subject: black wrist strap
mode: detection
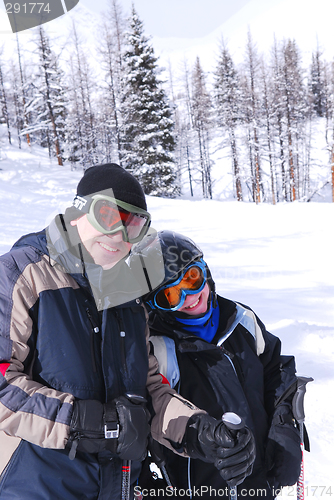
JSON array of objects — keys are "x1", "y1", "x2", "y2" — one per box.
[
  {"x1": 104, "y1": 405, "x2": 119, "y2": 439},
  {"x1": 272, "y1": 412, "x2": 294, "y2": 426}
]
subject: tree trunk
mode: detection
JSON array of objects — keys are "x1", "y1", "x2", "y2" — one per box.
[
  {"x1": 38, "y1": 28, "x2": 63, "y2": 165},
  {"x1": 254, "y1": 126, "x2": 261, "y2": 203},
  {"x1": 16, "y1": 34, "x2": 31, "y2": 147},
  {"x1": 332, "y1": 144, "x2": 334, "y2": 202},
  {"x1": 186, "y1": 144, "x2": 194, "y2": 197},
  {"x1": 229, "y1": 127, "x2": 242, "y2": 201},
  {"x1": 0, "y1": 63, "x2": 11, "y2": 144}
]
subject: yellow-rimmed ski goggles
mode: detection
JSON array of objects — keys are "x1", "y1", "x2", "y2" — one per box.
[{"x1": 72, "y1": 194, "x2": 151, "y2": 243}]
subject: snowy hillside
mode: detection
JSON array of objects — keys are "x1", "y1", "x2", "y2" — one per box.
[{"x1": 0, "y1": 140, "x2": 333, "y2": 496}]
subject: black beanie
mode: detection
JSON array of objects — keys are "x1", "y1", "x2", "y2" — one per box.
[{"x1": 76, "y1": 163, "x2": 147, "y2": 211}]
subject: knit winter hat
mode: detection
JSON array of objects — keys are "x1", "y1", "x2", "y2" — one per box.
[{"x1": 76, "y1": 163, "x2": 147, "y2": 211}]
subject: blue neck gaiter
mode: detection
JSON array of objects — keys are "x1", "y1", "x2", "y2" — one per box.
[{"x1": 174, "y1": 298, "x2": 220, "y2": 343}]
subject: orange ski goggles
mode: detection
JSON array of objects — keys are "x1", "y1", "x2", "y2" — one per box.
[{"x1": 150, "y1": 259, "x2": 207, "y2": 311}]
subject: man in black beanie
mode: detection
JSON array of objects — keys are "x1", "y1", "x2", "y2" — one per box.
[
  {"x1": 0, "y1": 163, "x2": 209, "y2": 500},
  {"x1": 70, "y1": 163, "x2": 150, "y2": 271},
  {"x1": 76, "y1": 163, "x2": 148, "y2": 210}
]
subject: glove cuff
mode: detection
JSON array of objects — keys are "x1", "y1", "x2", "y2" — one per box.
[{"x1": 184, "y1": 414, "x2": 221, "y2": 462}]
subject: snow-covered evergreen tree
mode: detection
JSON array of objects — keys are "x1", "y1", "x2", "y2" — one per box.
[
  {"x1": 0, "y1": 51, "x2": 11, "y2": 145},
  {"x1": 214, "y1": 42, "x2": 242, "y2": 201},
  {"x1": 242, "y1": 31, "x2": 263, "y2": 203},
  {"x1": 260, "y1": 59, "x2": 277, "y2": 204},
  {"x1": 120, "y1": 7, "x2": 178, "y2": 197},
  {"x1": 65, "y1": 22, "x2": 98, "y2": 168},
  {"x1": 15, "y1": 34, "x2": 32, "y2": 147},
  {"x1": 270, "y1": 37, "x2": 288, "y2": 201},
  {"x1": 8, "y1": 60, "x2": 25, "y2": 149},
  {"x1": 281, "y1": 39, "x2": 306, "y2": 201},
  {"x1": 27, "y1": 27, "x2": 66, "y2": 165},
  {"x1": 309, "y1": 47, "x2": 326, "y2": 118},
  {"x1": 97, "y1": 0, "x2": 127, "y2": 164},
  {"x1": 191, "y1": 56, "x2": 213, "y2": 199}
]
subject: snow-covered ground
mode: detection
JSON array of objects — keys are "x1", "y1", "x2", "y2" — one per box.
[{"x1": 0, "y1": 139, "x2": 333, "y2": 497}]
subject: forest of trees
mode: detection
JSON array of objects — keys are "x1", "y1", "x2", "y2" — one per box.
[{"x1": 0, "y1": 0, "x2": 333, "y2": 202}]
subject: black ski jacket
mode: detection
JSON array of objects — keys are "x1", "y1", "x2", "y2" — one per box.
[{"x1": 145, "y1": 295, "x2": 297, "y2": 499}]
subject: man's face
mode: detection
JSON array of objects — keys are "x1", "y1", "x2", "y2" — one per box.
[{"x1": 71, "y1": 215, "x2": 132, "y2": 269}]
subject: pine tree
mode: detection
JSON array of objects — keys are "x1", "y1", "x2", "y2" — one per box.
[
  {"x1": 97, "y1": 0, "x2": 126, "y2": 164},
  {"x1": 327, "y1": 60, "x2": 334, "y2": 202},
  {"x1": 309, "y1": 47, "x2": 326, "y2": 118},
  {"x1": 0, "y1": 50, "x2": 11, "y2": 144},
  {"x1": 28, "y1": 27, "x2": 66, "y2": 165},
  {"x1": 121, "y1": 6, "x2": 178, "y2": 197},
  {"x1": 243, "y1": 31, "x2": 262, "y2": 203},
  {"x1": 271, "y1": 37, "x2": 288, "y2": 201},
  {"x1": 15, "y1": 33, "x2": 31, "y2": 147},
  {"x1": 282, "y1": 39, "x2": 306, "y2": 201},
  {"x1": 9, "y1": 61, "x2": 24, "y2": 149},
  {"x1": 191, "y1": 57, "x2": 213, "y2": 199},
  {"x1": 261, "y1": 59, "x2": 276, "y2": 204},
  {"x1": 214, "y1": 41, "x2": 242, "y2": 201},
  {"x1": 65, "y1": 56, "x2": 83, "y2": 168},
  {"x1": 176, "y1": 58, "x2": 196, "y2": 196},
  {"x1": 65, "y1": 22, "x2": 97, "y2": 168}
]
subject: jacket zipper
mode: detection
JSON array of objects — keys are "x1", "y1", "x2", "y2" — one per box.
[
  {"x1": 85, "y1": 307, "x2": 100, "y2": 373},
  {"x1": 115, "y1": 310, "x2": 127, "y2": 374}
]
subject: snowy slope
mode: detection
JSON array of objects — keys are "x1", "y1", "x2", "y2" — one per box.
[{"x1": 0, "y1": 140, "x2": 333, "y2": 496}]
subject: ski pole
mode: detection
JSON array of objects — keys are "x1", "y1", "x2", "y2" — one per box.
[
  {"x1": 292, "y1": 377, "x2": 313, "y2": 500},
  {"x1": 148, "y1": 436, "x2": 174, "y2": 488},
  {"x1": 222, "y1": 412, "x2": 245, "y2": 500},
  {"x1": 121, "y1": 459, "x2": 131, "y2": 500},
  {"x1": 120, "y1": 393, "x2": 148, "y2": 500}
]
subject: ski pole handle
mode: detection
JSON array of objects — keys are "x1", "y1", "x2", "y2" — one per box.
[
  {"x1": 222, "y1": 413, "x2": 245, "y2": 500},
  {"x1": 222, "y1": 412, "x2": 244, "y2": 432},
  {"x1": 121, "y1": 393, "x2": 147, "y2": 500},
  {"x1": 292, "y1": 377, "x2": 313, "y2": 425},
  {"x1": 292, "y1": 377, "x2": 313, "y2": 500}
]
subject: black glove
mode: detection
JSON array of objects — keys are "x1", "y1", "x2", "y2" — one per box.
[
  {"x1": 114, "y1": 395, "x2": 150, "y2": 461},
  {"x1": 68, "y1": 399, "x2": 107, "y2": 458},
  {"x1": 68, "y1": 395, "x2": 150, "y2": 461},
  {"x1": 184, "y1": 414, "x2": 256, "y2": 486},
  {"x1": 265, "y1": 403, "x2": 302, "y2": 489}
]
